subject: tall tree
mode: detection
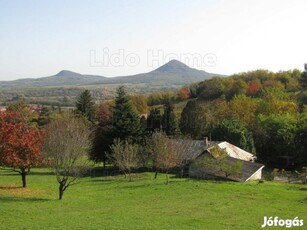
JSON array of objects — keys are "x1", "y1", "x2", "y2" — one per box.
[
  {"x1": 112, "y1": 86, "x2": 142, "y2": 141},
  {"x1": 253, "y1": 114, "x2": 298, "y2": 167},
  {"x1": 43, "y1": 114, "x2": 91, "y2": 200},
  {"x1": 90, "y1": 101, "x2": 113, "y2": 167},
  {"x1": 299, "y1": 66, "x2": 307, "y2": 88},
  {"x1": 0, "y1": 110, "x2": 43, "y2": 187},
  {"x1": 146, "y1": 108, "x2": 162, "y2": 133},
  {"x1": 129, "y1": 95, "x2": 148, "y2": 114},
  {"x1": 162, "y1": 101, "x2": 178, "y2": 136},
  {"x1": 179, "y1": 99, "x2": 207, "y2": 138},
  {"x1": 75, "y1": 89, "x2": 96, "y2": 123}
]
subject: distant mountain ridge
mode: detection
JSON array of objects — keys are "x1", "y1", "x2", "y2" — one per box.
[{"x1": 0, "y1": 60, "x2": 224, "y2": 88}]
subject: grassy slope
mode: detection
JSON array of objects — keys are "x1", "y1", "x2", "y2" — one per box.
[{"x1": 0, "y1": 168, "x2": 306, "y2": 230}]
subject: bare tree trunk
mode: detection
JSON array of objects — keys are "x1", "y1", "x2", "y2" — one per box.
[
  {"x1": 165, "y1": 170, "x2": 169, "y2": 185},
  {"x1": 59, "y1": 184, "x2": 64, "y2": 200},
  {"x1": 154, "y1": 170, "x2": 158, "y2": 179},
  {"x1": 128, "y1": 169, "x2": 132, "y2": 182},
  {"x1": 21, "y1": 168, "x2": 27, "y2": 188}
]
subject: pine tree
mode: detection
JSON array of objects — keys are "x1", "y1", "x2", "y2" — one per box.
[
  {"x1": 162, "y1": 101, "x2": 178, "y2": 136},
  {"x1": 147, "y1": 108, "x2": 163, "y2": 133},
  {"x1": 112, "y1": 86, "x2": 143, "y2": 141},
  {"x1": 75, "y1": 90, "x2": 95, "y2": 123}
]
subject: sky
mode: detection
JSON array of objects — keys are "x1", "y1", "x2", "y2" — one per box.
[{"x1": 0, "y1": 0, "x2": 306, "y2": 80}]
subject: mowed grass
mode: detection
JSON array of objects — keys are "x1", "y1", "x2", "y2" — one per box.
[{"x1": 0, "y1": 168, "x2": 306, "y2": 230}]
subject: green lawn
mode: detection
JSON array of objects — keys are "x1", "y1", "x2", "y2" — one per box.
[{"x1": 0, "y1": 168, "x2": 306, "y2": 230}]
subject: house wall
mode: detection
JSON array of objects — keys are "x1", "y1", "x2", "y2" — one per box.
[
  {"x1": 189, "y1": 155, "x2": 218, "y2": 180},
  {"x1": 247, "y1": 169, "x2": 262, "y2": 181},
  {"x1": 189, "y1": 154, "x2": 264, "y2": 182}
]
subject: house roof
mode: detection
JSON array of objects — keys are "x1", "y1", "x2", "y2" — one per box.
[
  {"x1": 169, "y1": 139, "x2": 220, "y2": 161},
  {"x1": 170, "y1": 139, "x2": 256, "y2": 162},
  {"x1": 209, "y1": 142, "x2": 256, "y2": 162},
  {"x1": 224, "y1": 157, "x2": 264, "y2": 182},
  {"x1": 197, "y1": 153, "x2": 265, "y2": 182}
]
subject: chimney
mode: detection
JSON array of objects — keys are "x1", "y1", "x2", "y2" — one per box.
[{"x1": 204, "y1": 137, "x2": 209, "y2": 146}]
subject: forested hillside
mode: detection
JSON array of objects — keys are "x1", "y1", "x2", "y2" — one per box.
[{"x1": 175, "y1": 69, "x2": 307, "y2": 169}]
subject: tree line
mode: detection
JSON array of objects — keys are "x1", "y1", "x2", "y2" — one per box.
[{"x1": 0, "y1": 68, "x2": 306, "y2": 199}]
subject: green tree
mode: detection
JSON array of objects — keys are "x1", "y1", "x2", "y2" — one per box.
[
  {"x1": 37, "y1": 106, "x2": 52, "y2": 127},
  {"x1": 75, "y1": 89, "x2": 96, "y2": 123},
  {"x1": 179, "y1": 99, "x2": 206, "y2": 138},
  {"x1": 200, "y1": 146, "x2": 242, "y2": 179},
  {"x1": 209, "y1": 119, "x2": 256, "y2": 154},
  {"x1": 147, "y1": 108, "x2": 162, "y2": 133},
  {"x1": 112, "y1": 86, "x2": 143, "y2": 141},
  {"x1": 299, "y1": 70, "x2": 307, "y2": 88},
  {"x1": 197, "y1": 77, "x2": 226, "y2": 100},
  {"x1": 295, "y1": 113, "x2": 307, "y2": 167},
  {"x1": 162, "y1": 101, "x2": 178, "y2": 136},
  {"x1": 253, "y1": 114, "x2": 297, "y2": 167}
]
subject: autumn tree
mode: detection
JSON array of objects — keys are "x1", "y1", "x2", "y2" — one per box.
[
  {"x1": 146, "y1": 131, "x2": 179, "y2": 183},
  {"x1": 147, "y1": 92, "x2": 176, "y2": 106},
  {"x1": 129, "y1": 95, "x2": 148, "y2": 114},
  {"x1": 226, "y1": 94, "x2": 260, "y2": 127},
  {"x1": 109, "y1": 138, "x2": 140, "y2": 181},
  {"x1": 75, "y1": 89, "x2": 96, "y2": 123},
  {"x1": 246, "y1": 81, "x2": 262, "y2": 96},
  {"x1": 90, "y1": 101, "x2": 113, "y2": 167},
  {"x1": 43, "y1": 114, "x2": 91, "y2": 200},
  {"x1": 0, "y1": 110, "x2": 43, "y2": 187},
  {"x1": 177, "y1": 87, "x2": 190, "y2": 100}
]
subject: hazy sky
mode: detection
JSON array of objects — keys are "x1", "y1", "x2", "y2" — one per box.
[{"x1": 0, "y1": 0, "x2": 306, "y2": 80}]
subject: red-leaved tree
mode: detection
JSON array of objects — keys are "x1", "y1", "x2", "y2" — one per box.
[
  {"x1": 246, "y1": 82, "x2": 262, "y2": 96},
  {"x1": 0, "y1": 110, "x2": 43, "y2": 187}
]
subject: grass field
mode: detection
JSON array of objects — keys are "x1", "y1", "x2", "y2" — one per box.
[{"x1": 0, "y1": 168, "x2": 306, "y2": 230}]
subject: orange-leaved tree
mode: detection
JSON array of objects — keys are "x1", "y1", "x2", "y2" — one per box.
[{"x1": 0, "y1": 110, "x2": 43, "y2": 187}]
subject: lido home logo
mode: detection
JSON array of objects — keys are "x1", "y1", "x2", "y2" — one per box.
[{"x1": 262, "y1": 216, "x2": 304, "y2": 228}]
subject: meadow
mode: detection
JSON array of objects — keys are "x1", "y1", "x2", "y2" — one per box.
[{"x1": 0, "y1": 168, "x2": 306, "y2": 230}]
